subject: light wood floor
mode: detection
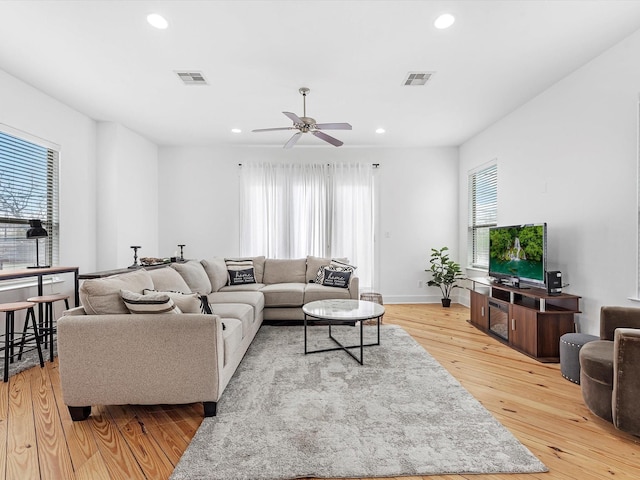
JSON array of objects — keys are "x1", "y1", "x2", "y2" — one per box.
[{"x1": 1, "y1": 303, "x2": 639, "y2": 480}]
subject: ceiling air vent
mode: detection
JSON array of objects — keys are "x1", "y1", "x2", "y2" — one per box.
[
  {"x1": 175, "y1": 71, "x2": 208, "y2": 85},
  {"x1": 403, "y1": 71, "x2": 434, "y2": 86}
]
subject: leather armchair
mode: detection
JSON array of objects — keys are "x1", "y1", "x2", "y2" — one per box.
[{"x1": 579, "y1": 306, "x2": 640, "y2": 436}]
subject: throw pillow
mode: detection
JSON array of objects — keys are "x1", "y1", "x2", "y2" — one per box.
[
  {"x1": 143, "y1": 289, "x2": 201, "y2": 313},
  {"x1": 201, "y1": 257, "x2": 228, "y2": 292},
  {"x1": 121, "y1": 289, "x2": 181, "y2": 314},
  {"x1": 171, "y1": 260, "x2": 212, "y2": 294},
  {"x1": 225, "y1": 259, "x2": 256, "y2": 286},
  {"x1": 321, "y1": 268, "x2": 352, "y2": 288},
  {"x1": 148, "y1": 267, "x2": 191, "y2": 293},
  {"x1": 315, "y1": 259, "x2": 357, "y2": 285}
]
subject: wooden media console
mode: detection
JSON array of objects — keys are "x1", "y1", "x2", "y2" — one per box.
[{"x1": 468, "y1": 279, "x2": 581, "y2": 362}]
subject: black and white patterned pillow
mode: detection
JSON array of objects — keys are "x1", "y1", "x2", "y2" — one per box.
[
  {"x1": 121, "y1": 289, "x2": 181, "y2": 314},
  {"x1": 321, "y1": 268, "x2": 352, "y2": 288},
  {"x1": 225, "y1": 258, "x2": 256, "y2": 285},
  {"x1": 315, "y1": 259, "x2": 356, "y2": 285}
]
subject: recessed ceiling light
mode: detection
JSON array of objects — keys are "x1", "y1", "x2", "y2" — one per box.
[
  {"x1": 231, "y1": 128, "x2": 242, "y2": 134},
  {"x1": 147, "y1": 13, "x2": 168, "y2": 29},
  {"x1": 434, "y1": 13, "x2": 455, "y2": 29},
  {"x1": 375, "y1": 128, "x2": 386, "y2": 134}
]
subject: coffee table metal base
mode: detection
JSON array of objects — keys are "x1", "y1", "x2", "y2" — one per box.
[{"x1": 303, "y1": 316, "x2": 381, "y2": 365}]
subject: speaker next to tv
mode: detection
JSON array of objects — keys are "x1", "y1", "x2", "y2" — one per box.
[{"x1": 547, "y1": 271, "x2": 562, "y2": 295}]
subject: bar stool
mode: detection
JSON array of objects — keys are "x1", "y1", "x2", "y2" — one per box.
[
  {"x1": 25, "y1": 294, "x2": 69, "y2": 362},
  {"x1": 0, "y1": 301, "x2": 44, "y2": 382}
]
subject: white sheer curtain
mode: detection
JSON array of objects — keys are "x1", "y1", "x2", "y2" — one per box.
[{"x1": 239, "y1": 162, "x2": 376, "y2": 289}]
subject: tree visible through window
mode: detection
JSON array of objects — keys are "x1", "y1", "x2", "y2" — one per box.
[
  {"x1": 0, "y1": 128, "x2": 59, "y2": 269},
  {"x1": 468, "y1": 161, "x2": 497, "y2": 269}
]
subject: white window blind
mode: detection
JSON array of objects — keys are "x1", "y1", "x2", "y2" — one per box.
[
  {"x1": 0, "y1": 129, "x2": 59, "y2": 270},
  {"x1": 468, "y1": 161, "x2": 497, "y2": 269}
]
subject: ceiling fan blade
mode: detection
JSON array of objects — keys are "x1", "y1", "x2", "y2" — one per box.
[
  {"x1": 283, "y1": 132, "x2": 303, "y2": 149},
  {"x1": 283, "y1": 111, "x2": 303, "y2": 124},
  {"x1": 314, "y1": 122, "x2": 352, "y2": 130},
  {"x1": 312, "y1": 130, "x2": 343, "y2": 147},
  {"x1": 252, "y1": 127, "x2": 296, "y2": 132}
]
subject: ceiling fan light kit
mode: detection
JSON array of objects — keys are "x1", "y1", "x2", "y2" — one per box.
[{"x1": 252, "y1": 87, "x2": 352, "y2": 149}]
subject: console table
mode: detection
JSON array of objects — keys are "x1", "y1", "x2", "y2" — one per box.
[
  {"x1": 78, "y1": 261, "x2": 186, "y2": 280},
  {"x1": 0, "y1": 266, "x2": 79, "y2": 307},
  {"x1": 468, "y1": 278, "x2": 581, "y2": 362}
]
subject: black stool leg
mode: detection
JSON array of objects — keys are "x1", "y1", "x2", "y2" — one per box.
[
  {"x1": 47, "y1": 302, "x2": 54, "y2": 362},
  {"x1": 4, "y1": 312, "x2": 10, "y2": 382},
  {"x1": 28, "y1": 307, "x2": 45, "y2": 368}
]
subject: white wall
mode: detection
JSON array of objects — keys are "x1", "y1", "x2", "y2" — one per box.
[
  {"x1": 0, "y1": 68, "x2": 97, "y2": 273},
  {"x1": 158, "y1": 146, "x2": 459, "y2": 303},
  {"x1": 459, "y1": 29, "x2": 640, "y2": 335},
  {"x1": 96, "y1": 122, "x2": 159, "y2": 269},
  {"x1": 0, "y1": 68, "x2": 98, "y2": 329}
]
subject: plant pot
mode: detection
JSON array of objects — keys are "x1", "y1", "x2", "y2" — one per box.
[{"x1": 441, "y1": 298, "x2": 451, "y2": 308}]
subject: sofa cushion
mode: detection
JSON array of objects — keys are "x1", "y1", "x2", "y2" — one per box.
[
  {"x1": 263, "y1": 258, "x2": 306, "y2": 284},
  {"x1": 304, "y1": 283, "x2": 353, "y2": 303},
  {"x1": 147, "y1": 267, "x2": 191, "y2": 293},
  {"x1": 209, "y1": 303, "x2": 254, "y2": 338},
  {"x1": 171, "y1": 260, "x2": 212, "y2": 294},
  {"x1": 208, "y1": 291, "x2": 265, "y2": 322},
  {"x1": 580, "y1": 340, "x2": 615, "y2": 387},
  {"x1": 221, "y1": 318, "x2": 243, "y2": 366},
  {"x1": 219, "y1": 283, "x2": 266, "y2": 292},
  {"x1": 121, "y1": 290, "x2": 181, "y2": 314},
  {"x1": 80, "y1": 269, "x2": 154, "y2": 315},
  {"x1": 201, "y1": 258, "x2": 228, "y2": 293},
  {"x1": 260, "y1": 283, "x2": 305, "y2": 307},
  {"x1": 143, "y1": 289, "x2": 202, "y2": 314},
  {"x1": 250, "y1": 256, "x2": 266, "y2": 283},
  {"x1": 225, "y1": 259, "x2": 257, "y2": 286}
]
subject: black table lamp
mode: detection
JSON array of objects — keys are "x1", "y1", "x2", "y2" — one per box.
[{"x1": 26, "y1": 219, "x2": 49, "y2": 268}]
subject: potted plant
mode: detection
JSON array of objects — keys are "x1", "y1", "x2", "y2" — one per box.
[{"x1": 426, "y1": 246, "x2": 465, "y2": 307}]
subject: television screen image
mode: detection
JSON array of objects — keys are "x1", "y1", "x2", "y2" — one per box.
[{"x1": 489, "y1": 223, "x2": 546, "y2": 286}]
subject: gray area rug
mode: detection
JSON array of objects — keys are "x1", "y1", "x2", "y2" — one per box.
[
  {"x1": 3, "y1": 343, "x2": 54, "y2": 379},
  {"x1": 171, "y1": 324, "x2": 547, "y2": 480}
]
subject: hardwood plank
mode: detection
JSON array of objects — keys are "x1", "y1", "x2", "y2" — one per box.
[
  {"x1": 47, "y1": 358, "x2": 103, "y2": 475},
  {"x1": 104, "y1": 406, "x2": 175, "y2": 479},
  {"x1": 88, "y1": 405, "x2": 146, "y2": 480},
  {"x1": 5, "y1": 370, "x2": 39, "y2": 480},
  {"x1": 0, "y1": 370, "x2": 8, "y2": 479},
  {"x1": 31, "y1": 363, "x2": 76, "y2": 480}
]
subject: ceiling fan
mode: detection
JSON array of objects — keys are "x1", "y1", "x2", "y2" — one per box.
[{"x1": 252, "y1": 87, "x2": 352, "y2": 149}]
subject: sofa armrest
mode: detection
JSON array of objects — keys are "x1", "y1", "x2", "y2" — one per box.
[
  {"x1": 349, "y1": 275, "x2": 359, "y2": 300},
  {"x1": 600, "y1": 306, "x2": 640, "y2": 340},
  {"x1": 612, "y1": 328, "x2": 640, "y2": 435},
  {"x1": 58, "y1": 313, "x2": 224, "y2": 407}
]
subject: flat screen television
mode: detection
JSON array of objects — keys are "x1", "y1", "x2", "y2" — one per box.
[{"x1": 488, "y1": 223, "x2": 547, "y2": 287}]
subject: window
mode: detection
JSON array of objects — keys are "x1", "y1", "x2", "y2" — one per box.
[
  {"x1": 239, "y1": 163, "x2": 377, "y2": 289},
  {"x1": 0, "y1": 127, "x2": 59, "y2": 270},
  {"x1": 468, "y1": 161, "x2": 497, "y2": 269}
]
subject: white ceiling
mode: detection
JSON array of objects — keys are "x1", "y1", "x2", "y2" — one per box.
[{"x1": 1, "y1": 0, "x2": 640, "y2": 148}]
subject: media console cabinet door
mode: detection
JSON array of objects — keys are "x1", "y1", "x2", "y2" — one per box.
[
  {"x1": 509, "y1": 304, "x2": 538, "y2": 356},
  {"x1": 470, "y1": 290, "x2": 489, "y2": 330}
]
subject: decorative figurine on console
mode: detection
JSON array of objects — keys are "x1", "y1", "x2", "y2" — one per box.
[
  {"x1": 178, "y1": 244, "x2": 186, "y2": 262},
  {"x1": 129, "y1": 246, "x2": 141, "y2": 268}
]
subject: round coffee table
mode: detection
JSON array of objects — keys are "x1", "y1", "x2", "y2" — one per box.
[{"x1": 302, "y1": 299, "x2": 385, "y2": 365}]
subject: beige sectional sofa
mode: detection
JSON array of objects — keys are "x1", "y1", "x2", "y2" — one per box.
[{"x1": 58, "y1": 256, "x2": 358, "y2": 421}]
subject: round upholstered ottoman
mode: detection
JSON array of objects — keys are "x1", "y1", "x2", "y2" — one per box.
[{"x1": 560, "y1": 333, "x2": 599, "y2": 384}]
